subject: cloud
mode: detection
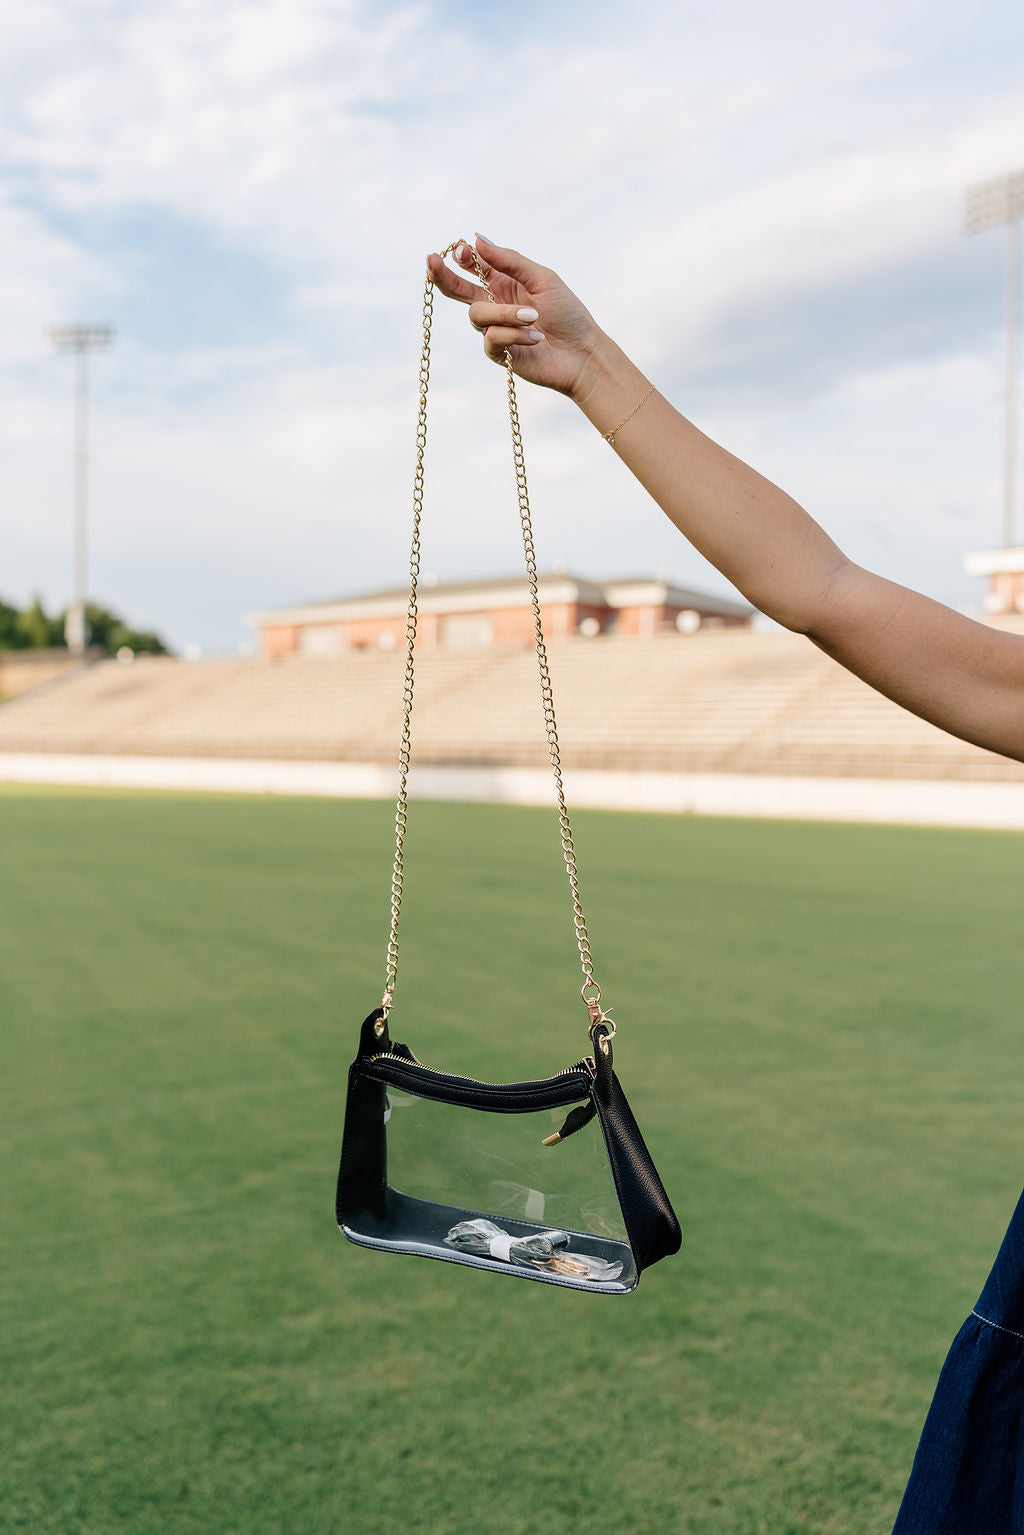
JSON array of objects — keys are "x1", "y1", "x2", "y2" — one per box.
[{"x1": 0, "y1": 0, "x2": 1021, "y2": 649}]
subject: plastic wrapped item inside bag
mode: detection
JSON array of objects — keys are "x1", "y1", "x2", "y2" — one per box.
[{"x1": 446, "y1": 1217, "x2": 624, "y2": 1282}]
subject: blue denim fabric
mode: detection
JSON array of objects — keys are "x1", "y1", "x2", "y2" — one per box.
[{"x1": 893, "y1": 1187, "x2": 1024, "y2": 1533}]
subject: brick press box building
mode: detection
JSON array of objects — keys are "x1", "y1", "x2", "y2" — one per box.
[{"x1": 247, "y1": 572, "x2": 754, "y2": 658}]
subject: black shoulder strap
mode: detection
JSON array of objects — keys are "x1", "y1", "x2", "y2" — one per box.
[{"x1": 591, "y1": 1027, "x2": 681, "y2": 1271}]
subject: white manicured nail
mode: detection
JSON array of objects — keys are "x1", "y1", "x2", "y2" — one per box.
[
  {"x1": 475, "y1": 232, "x2": 496, "y2": 244},
  {"x1": 526, "y1": 330, "x2": 545, "y2": 341},
  {"x1": 455, "y1": 243, "x2": 468, "y2": 261},
  {"x1": 516, "y1": 308, "x2": 539, "y2": 321}
]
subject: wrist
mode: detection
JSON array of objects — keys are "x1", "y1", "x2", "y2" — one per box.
[
  {"x1": 568, "y1": 328, "x2": 617, "y2": 407},
  {"x1": 569, "y1": 330, "x2": 652, "y2": 437}
]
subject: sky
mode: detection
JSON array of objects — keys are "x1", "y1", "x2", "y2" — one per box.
[{"x1": 1, "y1": 0, "x2": 1022, "y2": 655}]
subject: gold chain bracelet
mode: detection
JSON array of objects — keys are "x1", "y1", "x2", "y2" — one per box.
[{"x1": 603, "y1": 384, "x2": 656, "y2": 446}]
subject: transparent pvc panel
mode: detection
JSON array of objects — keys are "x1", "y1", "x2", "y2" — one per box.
[{"x1": 348, "y1": 1087, "x2": 636, "y2": 1293}]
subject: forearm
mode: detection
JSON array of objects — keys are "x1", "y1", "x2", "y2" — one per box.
[
  {"x1": 571, "y1": 331, "x2": 1024, "y2": 762},
  {"x1": 573, "y1": 332, "x2": 849, "y2": 635}
]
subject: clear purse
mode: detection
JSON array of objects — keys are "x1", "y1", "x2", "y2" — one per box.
[{"x1": 335, "y1": 241, "x2": 681, "y2": 1293}]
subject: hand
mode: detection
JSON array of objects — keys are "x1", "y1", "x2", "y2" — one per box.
[{"x1": 426, "y1": 236, "x2": 603, "y2": 399}]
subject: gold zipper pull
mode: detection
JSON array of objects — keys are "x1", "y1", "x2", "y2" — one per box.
[{"x1": 542, "y1": 1099, "x2": 598, "y2": 1146}]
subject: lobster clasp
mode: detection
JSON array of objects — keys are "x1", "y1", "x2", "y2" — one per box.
[{"x1": 585, "y1": 989, "x2": 616, "y2": 1055}]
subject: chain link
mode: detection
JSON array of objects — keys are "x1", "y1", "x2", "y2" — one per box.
[
  {"x1": 379, "y1": 266, "x2": 431, "y2": 1028},
  {"x1": 380, "y1": 240, "x2": 604, "y2": 1035}
]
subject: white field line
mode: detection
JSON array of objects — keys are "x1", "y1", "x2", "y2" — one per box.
[{"x1": 1, "y1": 752, "x2": 1024, "y2": 829}]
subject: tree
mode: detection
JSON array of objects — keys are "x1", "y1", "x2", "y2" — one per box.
[
  {"x1": 0, "y1": 595, "x2": 169, "y2": 656},
  {"x1": 83, "y1": 603, "x2": 166, "y2": 656},
  {"x1": 0, "y1": 599, "x2": 27, "y2": 649},
  {"x1": 17, "y1": 596, "x2": 64, "y2": 649}
]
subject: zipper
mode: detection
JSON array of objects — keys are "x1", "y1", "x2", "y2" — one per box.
[
  {"x1": 367, "y1": 1047, "x2": 594, "y2": 1084},
  {"x1": 361, "y1": 1050, "x2": 595, "y2": 1108}
]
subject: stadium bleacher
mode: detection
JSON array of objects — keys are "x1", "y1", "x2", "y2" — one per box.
[{"x1": 0, "y1": 627, "x2": 1021, "y2": 782}]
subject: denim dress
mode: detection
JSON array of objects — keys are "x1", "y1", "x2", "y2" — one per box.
[{"x1": 893, "y1": 1186, "x2": 1024, "y2": 1532}]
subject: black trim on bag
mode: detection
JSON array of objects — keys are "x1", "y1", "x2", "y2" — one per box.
[{"x1": 358, "y1": 1053, "x2": 594, "y2": 1113}]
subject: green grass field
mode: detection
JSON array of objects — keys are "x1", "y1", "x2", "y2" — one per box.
[{"x1": 3, "y1": 786, "x2": 1023, "y2": 1534}]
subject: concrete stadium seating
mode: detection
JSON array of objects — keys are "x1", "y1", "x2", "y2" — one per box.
[{"x1": 0, "y1": 629, "x2": 1021, "y2": 781}]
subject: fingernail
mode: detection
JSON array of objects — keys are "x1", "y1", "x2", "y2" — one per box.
[
  {"x1": 456, "y1": 243, "x2": 468, "y2": 261},
  {"x1": 526, "y1": 330, "x2": 545, "y2": 341},
  {"x1": 475, "y1": 232, "x2": 496, "y2": 244},
  {"x1": 516, "y1": 308, "x2": 539, "y2": 321}
]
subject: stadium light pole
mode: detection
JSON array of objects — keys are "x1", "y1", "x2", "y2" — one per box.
[
  {"x1": 48, "y1": 324, "x2": 114, "y2": 656},
  {"x1": 966, "y1": 168, "x2": 1024, "y2": 549}
]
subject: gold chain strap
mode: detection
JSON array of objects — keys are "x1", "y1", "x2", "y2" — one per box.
[{"x1": 379, "y1": 240, "x2": 610, "y2": 1044}]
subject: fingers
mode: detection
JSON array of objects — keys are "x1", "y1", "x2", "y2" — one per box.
[
  {"x1": 450, "y1": 239, "x2": 501, "y2": 292},
  {"x1": 480, "y1": 326, "x2": 545, "y2": 363},
  {"x1": 428, "y1": 236, "x2": 550, "y2": 299},
  {"x1": 466, "y1": 301, "x2": 545, "y2": 361},
  {"x1": 427, "y1": 238, "x2": 548, "y2": 365},
  {"x1": 467, "y1": 301, "x2": 541, "y2": 332},
  {"x1": 426, "y1": 250, "x2": 485, "y2": 307},
  {"x1": 472, "y1": 234, "x2": 550, "y2": 290}
]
